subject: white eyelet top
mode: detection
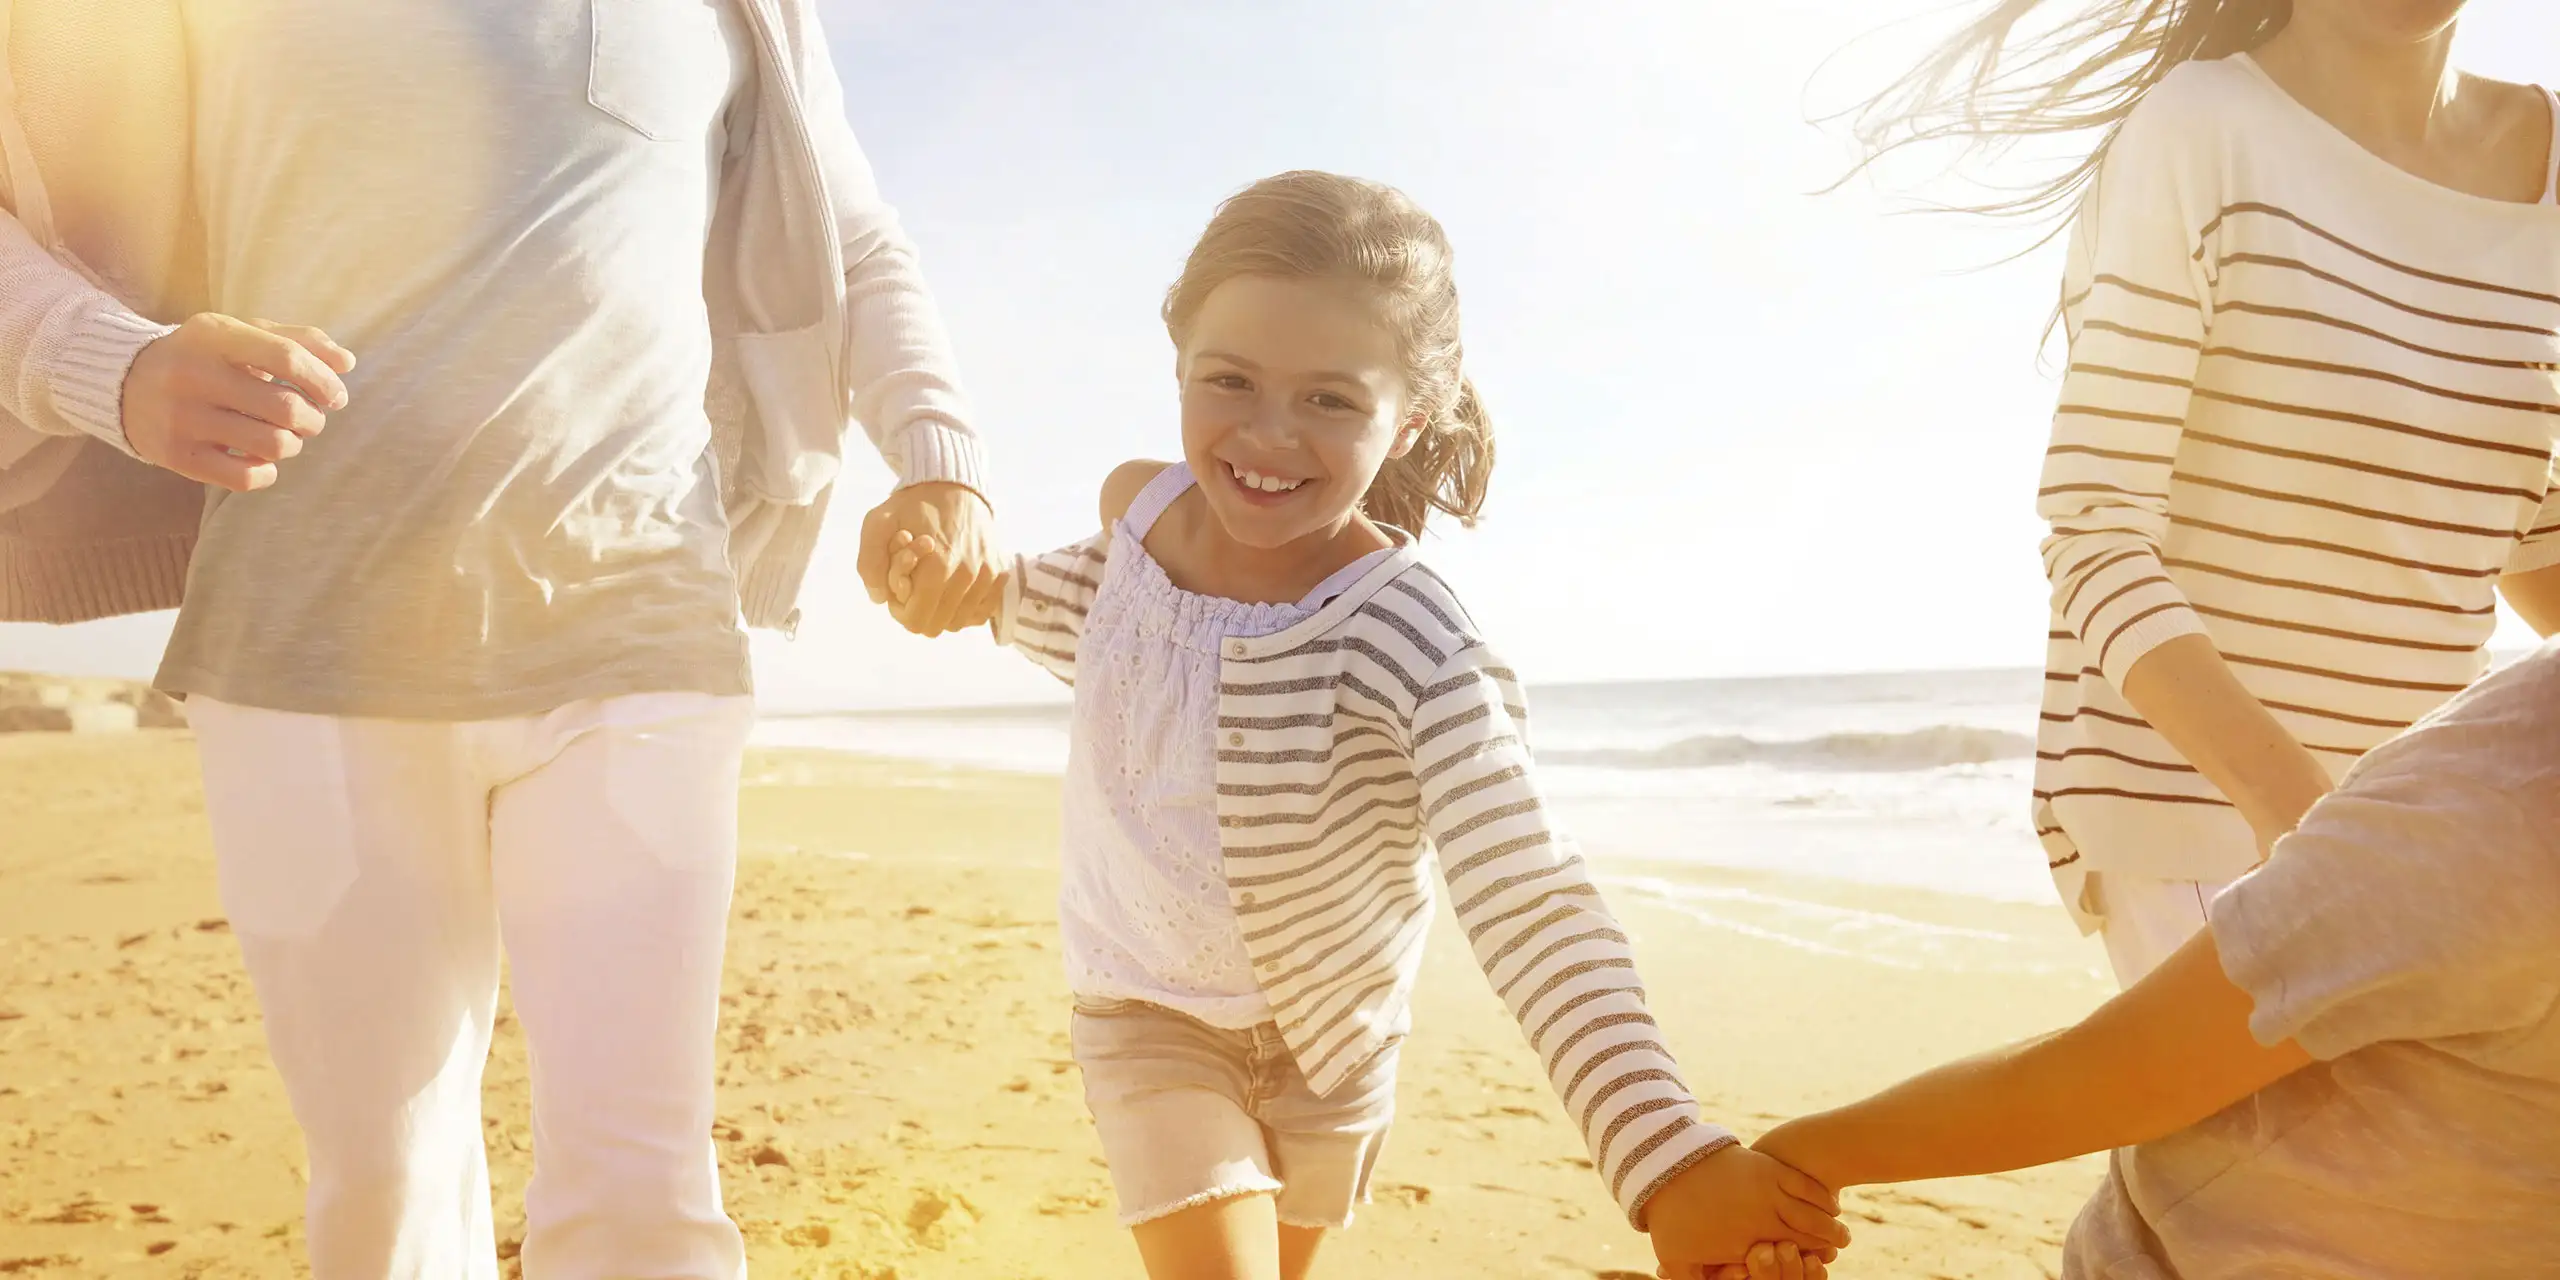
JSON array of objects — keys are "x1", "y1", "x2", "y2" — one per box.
[{"x1": 1058, "y1": 463, "x2": 1394, "y2": 1028}]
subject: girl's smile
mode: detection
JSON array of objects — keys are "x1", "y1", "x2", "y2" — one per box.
[{"x1": 1177, "y1": 274, "x2": 1419, "y2": 557}]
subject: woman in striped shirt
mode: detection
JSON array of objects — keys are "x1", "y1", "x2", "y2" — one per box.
[
  {"x1": 889, "y1": 172, "x2": 1848, "y2": 1280},
  {"x1": 1861, "y1": 0, "x2": 2560, "y2": 985}
]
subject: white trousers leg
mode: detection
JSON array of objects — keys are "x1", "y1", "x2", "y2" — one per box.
[
  {"x1": 190, "y1": 692, "x2": 754, "y2": 1280},
  {"x1": 2091, "y1": 873, "x2": 2234, "y2": 988}
]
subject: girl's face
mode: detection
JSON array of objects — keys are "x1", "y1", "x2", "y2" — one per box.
[
  {"x1": 1178, "y1": 274, "x2": 1422, "y2": 552},
  {"x1": 2290, "y1": 0, "x2": 2466, "y2": 45}
]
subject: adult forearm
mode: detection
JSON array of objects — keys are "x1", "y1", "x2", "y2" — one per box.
[
  {"x1": 0, "y1": 213, "x2": 169, "y2": 451},
  {"x1": 2117, "y1": 633, "x2": 2332, "y2": 847}
]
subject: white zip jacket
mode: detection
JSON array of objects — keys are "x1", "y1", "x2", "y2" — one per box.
[{"x1": 995, "y1": 531, "x2": 1734, "y2": 1226}]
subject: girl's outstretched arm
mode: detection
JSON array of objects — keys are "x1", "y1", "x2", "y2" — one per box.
[
  {"x1": 1404, "y1": 635, "x2": 1846, "y2": 1263},
  {"x1": 1753, "y1": 929, "x2": 2311, "y2": 1189}
]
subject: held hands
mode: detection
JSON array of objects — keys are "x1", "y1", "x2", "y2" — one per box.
[
  {"x1": 882, "y1": 529, "x2": 1002, "y2": 632},
  {"x1": 121, "y1": 313, "x2": 359, "y2": 492},
  {"x1": 856, "y1": 482, "x2": 999, "y2": 636},
  {"x1": 1645, "y1": 1144, "x2": 1848, "y2": 1279}
]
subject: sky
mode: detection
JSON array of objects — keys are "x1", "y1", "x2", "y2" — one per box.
[{"x1": 4, "y1": 0, "x2": 2556, "y2": 709}]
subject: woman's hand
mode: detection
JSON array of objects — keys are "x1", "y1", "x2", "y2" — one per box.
[
  {"x1": 121, "y1": 313, "x2": 356, "y2": 492},
  {"x1": 885, "y1": 530, "x2": 1001, "y2": 631},
  {"x1": 858, "y1": 481, "x2": 998, "y2": 636}
]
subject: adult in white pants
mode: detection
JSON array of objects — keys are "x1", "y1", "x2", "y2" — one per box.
[
  {"x1": 190, "y1": 694, "x2": 756, "y2": 1279},
  {"x1": 0, "y1": 2, "x2": 1004, "y2": 1276}
]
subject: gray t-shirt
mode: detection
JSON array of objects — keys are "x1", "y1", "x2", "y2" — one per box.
[
  {"x1": 156, "y1": 0, "x2": 756, "y2": 717},
  {"x1": 2065, "y1": 644, "x2": 2560, "y2": 1278}
]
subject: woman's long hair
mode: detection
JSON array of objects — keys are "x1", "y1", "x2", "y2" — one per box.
[{"x1": 1847, "y1": 0, "x2": 2291, "y2": 240}]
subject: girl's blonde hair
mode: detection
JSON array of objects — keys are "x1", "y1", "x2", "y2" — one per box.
[{"x1": 1163, "y1": 171, "x2": 1494, "y2": 534}]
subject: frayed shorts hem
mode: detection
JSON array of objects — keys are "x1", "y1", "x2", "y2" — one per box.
[{"x1": 1120, "y1": 1180, "x2": 1283, "y2": 1229}]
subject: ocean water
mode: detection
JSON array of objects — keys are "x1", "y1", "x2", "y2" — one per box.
[{"x1": 752, "y1": 665, "x2": 2058, "y2": 907}]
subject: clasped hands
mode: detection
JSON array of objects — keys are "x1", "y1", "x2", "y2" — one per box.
[
  {"x1": 1642, "y1": 1139, "x2": 1848, "y2": 1280},
  {"x1": 855, "y1": 483, "x2": 1001, "y2": 635}
]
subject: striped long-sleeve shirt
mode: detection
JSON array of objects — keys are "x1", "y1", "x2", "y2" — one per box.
[
  {"x1": 994, "y1": 532, "x2": 1733, "y2": 1226},
  {"x1": 2035, "y1": 54, "x2": 2560, "y2": 916}
]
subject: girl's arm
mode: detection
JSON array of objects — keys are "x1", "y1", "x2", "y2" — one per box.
[
  {"x1": 1407, "y1": 639, "x2": 1844, "y2": 1260},
  {"x1": 2036, "y1": 85, "x2": 2330, "y2": 851},
  {"x1": 1754, "y1": 928, "x2": 2311, "y2": 1189},
  {"x1": 891, "y1": 464, "x2": 1168, "y2": 672}
]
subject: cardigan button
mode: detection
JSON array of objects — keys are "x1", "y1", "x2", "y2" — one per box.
[
  {"x1": 1227, "y1": 731, "x2": 1245, "y2": 747},
  {"x1": 1238, "y1": 891, "x2": 1258, "y2": 907},
  {"x1": 1228, "y1": 640, "x2": 1247, "y2": 658}
]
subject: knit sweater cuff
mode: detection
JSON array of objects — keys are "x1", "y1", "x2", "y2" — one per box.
[
  {"x1": 45, "y1": 301, "x2": 175, "y2": 458},
  {"x1": 885, "y1": 420, "x2": 989, "y2": 502}
]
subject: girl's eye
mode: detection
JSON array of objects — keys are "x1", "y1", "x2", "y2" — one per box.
[
  {"x1": 1310, "y1": 392, "x2": 1361, "y2": 413},
  {"x1": 1206, "y1": 373, "x2": 1252, "y2": 392}
]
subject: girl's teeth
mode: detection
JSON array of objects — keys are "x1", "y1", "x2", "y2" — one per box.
[{"x1": 1233, "y1": 464, "x2": 1300, "y2": 494}]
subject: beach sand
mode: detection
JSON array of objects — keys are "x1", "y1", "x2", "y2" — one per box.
[{"x1": 1, "y1": 731, "x2": 2114, "y2": 1278}]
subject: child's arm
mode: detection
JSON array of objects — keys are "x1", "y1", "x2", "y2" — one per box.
[
  {"x1": 1753, "y1": 928, "x2": 2312, "y2": 1189},
  {"x1": 1406, "y1": 638, "x2": 1846, "y2": 1264},
  {"x1": 884, "y1": 461, "x2": 1168, "y2": 676}
]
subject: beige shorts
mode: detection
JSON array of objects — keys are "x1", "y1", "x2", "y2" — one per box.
[{"x1": 1069, "y1": 996, "x2": 1396, "y2": 1230}]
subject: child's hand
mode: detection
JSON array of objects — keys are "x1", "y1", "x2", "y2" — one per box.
[
  {"x1": 1669, "y1": 1241, "x2": 1827, "y2": 1280},
  {"x1": 1645, "y1": 1144, "x2": 1846, "y2": 1276}
]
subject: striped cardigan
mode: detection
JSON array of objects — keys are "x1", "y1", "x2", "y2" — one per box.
[{"x1": 994, "y1": 532, "x2": 1733, "y2": 1225}]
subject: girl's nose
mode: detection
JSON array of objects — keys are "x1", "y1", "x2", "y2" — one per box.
[{"x1": 1239, "y1": 400, "x2": 1299, "y2": 449}]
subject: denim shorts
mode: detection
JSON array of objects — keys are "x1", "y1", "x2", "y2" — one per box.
[{"x1": 1069, "y1": 996, "x2": 1398, "y2": 1230}]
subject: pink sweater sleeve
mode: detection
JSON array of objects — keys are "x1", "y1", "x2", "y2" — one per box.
[{"x1": 0, "y1": 210, "x2": 173, "y2": 459}]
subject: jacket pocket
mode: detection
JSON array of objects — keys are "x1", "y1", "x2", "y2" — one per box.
[
  {"x1": 732, "y1": 323, "x2": 845, "y2": 505},
  {"x1": 588, "y1": 0, "x2": 734, "y2": 141}
]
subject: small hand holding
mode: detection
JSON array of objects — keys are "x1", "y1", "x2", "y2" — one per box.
[{"x1": 1645, "y1": 1145, "x2": 1847, "y2": 1277}]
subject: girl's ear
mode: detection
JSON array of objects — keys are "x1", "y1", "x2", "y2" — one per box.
[{"x1": 1387, "y1": 410, "x2": 1427, "y2": 460}]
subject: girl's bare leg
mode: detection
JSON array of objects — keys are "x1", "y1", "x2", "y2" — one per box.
[
  {"x1": 1131, "y1": 1193, "x2": 1281, "y2": 1280},
  {"x1": 1278, "y1": 1223, "x2": 1326, "y2": 1280}
]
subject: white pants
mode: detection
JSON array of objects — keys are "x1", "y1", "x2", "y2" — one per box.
[
  {"x1": 188, "y1": 692, "x2": 756, "y2": 1280},
  {"x1": 2092, "y1": 873, "x2": 2235, "y2": 988}
]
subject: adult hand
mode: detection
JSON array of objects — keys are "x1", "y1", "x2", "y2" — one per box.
[
  {"x1": 855, "y1": 480, "x2": 996, "y2": 637},
  {"x1": 122, "y1": 313, "x2": 357, "y2": 492},
  {"x1": 1646, "y1": 1145, "x2": 1847, "y2": 1276}
]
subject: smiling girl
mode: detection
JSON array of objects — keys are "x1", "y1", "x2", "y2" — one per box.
[{"x1": 891, "y1": 171, "x2": 1848, "y2": 1280}]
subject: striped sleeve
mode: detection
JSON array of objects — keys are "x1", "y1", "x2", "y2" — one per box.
[
  {"x1": 991, "y1": 532, "x2": 1108, "y2": 684},
  {"x1": 2506, "y1": 454, "x2": 2560, "y2": 576},
  {"x1": 1410, "y1": 641, "x2": 1733, "y2": 1227},
  {"x1": 2038, "y1": 100, "x2": 2217, "y2": 690}
]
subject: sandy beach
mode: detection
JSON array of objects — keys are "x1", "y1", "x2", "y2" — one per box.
[{"x1": 1, "y1": 728, "x2": 2114, "y2": 1279}]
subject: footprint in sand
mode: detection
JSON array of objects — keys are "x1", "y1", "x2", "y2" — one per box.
[
  {"x1": 1373, "y1": 1182, "x2": 1432, "y2": 1208},
  {"x1": 902, "y1": 1188, "x2": 979, "y2": 1249}
]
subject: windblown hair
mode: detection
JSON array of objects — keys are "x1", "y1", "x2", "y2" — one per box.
[
  {"x1": 1163, "y1": 171, "x2": 1494, "y2": 534},
  {"x1": 1848, "y1": 0, "x2": 2291, "y2": 238}
]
